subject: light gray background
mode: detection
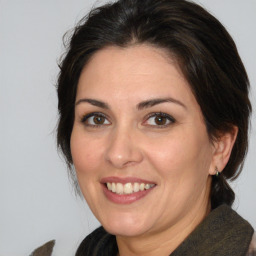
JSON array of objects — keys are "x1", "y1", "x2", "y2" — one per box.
[{"x1": 0, "y1": 0, "x2": 255, "y2": 255}]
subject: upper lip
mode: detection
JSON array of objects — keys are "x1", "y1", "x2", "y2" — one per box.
[{"x1": 100, "y1": 176, "x2": 156, "y2": 185}]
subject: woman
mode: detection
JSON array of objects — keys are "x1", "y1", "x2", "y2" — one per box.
[{"x1": 56, "y1": 0, "x2": 254, "y2": 255}]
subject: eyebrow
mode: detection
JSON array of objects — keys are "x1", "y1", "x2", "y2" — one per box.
[
  {"x1": 75, "y1": 97, "x2": 186, "y2": 110},
  {"x1": 137, "y1": 98, "x2": 186, "y2": 110},
  {"x1": 75, "y1": 98, "x2": 110, "y2": 109}
]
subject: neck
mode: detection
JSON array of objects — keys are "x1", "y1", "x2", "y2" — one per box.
[{"x1": 116, "y1": 178, "x2": 212, "y2": 256}]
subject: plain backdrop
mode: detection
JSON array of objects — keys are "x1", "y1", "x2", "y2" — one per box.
[{"x1": 0, "y1": 0, "x2": 255, "y2": 255}]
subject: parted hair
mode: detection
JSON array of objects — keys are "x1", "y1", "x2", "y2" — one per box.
[{"x1": 57, "y1": 0, "x2": 251, "y2": 211}]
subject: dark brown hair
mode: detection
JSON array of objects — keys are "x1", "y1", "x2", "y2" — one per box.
[{"x1": 57, "y1": 0, "x2": 251, "y2": 210}]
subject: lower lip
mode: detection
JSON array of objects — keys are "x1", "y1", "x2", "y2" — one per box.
[{"x1": 102, "y1": 184, "x2": 155, "y2": 204}]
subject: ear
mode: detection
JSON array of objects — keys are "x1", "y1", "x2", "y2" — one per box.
[{"x1": 209, "y1": 126, "x2": 238, "y2": 175}]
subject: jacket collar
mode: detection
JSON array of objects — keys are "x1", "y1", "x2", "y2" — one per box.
[{"x1": 171, "y1": 204, "x2": 254, "y2": 256}]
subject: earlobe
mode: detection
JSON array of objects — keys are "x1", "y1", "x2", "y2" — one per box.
[{"x1": 209, "y1": 126, "x2": 238, "y2": 175}]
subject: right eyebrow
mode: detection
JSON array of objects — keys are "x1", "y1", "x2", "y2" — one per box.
[{"x1": 75, "y1": 98, "x2": 110, "y2": 109}]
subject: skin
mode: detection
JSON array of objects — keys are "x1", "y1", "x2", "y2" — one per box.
[{"x1": 70, "y1": 44, "x2": 237, "y2": 256}]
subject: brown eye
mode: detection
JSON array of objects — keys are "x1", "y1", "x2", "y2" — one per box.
[
  {"x1": 93, "y1": 115, "x2": 106, "y2": 124},
  {"x1": 81, "y1": 113, "x2": 111, "y2": 126},
  {"x1": 154, "y1": 115, "x2": 167, "y2": 125},
  {"x1": 144, "y1": 112, "x2": 175, "y2": 127}
]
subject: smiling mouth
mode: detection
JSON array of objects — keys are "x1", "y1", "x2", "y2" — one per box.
[{"x1": 105, "y1": 182, "x2": 156, "y2": 195}]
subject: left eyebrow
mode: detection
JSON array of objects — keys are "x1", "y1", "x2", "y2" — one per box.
[{"x1": 137, "y1": 97, "x2": 187, "y2": 110}]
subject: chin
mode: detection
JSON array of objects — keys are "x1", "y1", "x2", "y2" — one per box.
[
  {"x1": 104, "y1": 225, "x2": 147, "y2": 237},
  {"x1": 101, "y1": 215, "x2": 152, "y2": 237}
]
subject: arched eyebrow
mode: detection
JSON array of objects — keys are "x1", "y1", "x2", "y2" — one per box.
[
  {"x1": 75, "y1": 98, "x2": 110, "y2": 109},
  {"x1": 137, "y1": 98, "x2": 187, "y2": 110}
]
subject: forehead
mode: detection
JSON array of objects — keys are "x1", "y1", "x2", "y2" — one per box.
[{"x1": 76, "y1": 44, "x2": 196, "y2": 106}]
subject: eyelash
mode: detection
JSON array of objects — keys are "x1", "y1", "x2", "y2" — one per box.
[
  {"x1": 81, "y1": 112, "x2": 110, "y2": 128},
  {"x1": 80, "y1": 112, "x2": 176, "y2": 128},
  {"x1": 143, "y1": 112, "x2": 176, "y2": 128}
]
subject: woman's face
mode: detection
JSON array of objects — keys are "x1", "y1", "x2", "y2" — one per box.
[{"x1": 71, "y1": 44, "x2": 215, "y2": 237}]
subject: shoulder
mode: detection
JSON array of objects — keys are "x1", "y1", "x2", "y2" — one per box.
[
  {"x1": 75, "y1": 226, "x2": 118, "y2": 256},
  {"x1": 247, "y1": 233, "x2": 256, "y2": 256}
]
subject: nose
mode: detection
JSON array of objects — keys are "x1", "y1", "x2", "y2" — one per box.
[{"x1": 104, "y1": 126, "x2": 143, "y2": 169}]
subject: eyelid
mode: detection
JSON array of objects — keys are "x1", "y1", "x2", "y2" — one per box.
[
  {"x1": 80, "y1": 112, "x2": 111, "y2": 127},
  {"x1": 143, "y1": 112, "x2": 176, "y2": 127}
]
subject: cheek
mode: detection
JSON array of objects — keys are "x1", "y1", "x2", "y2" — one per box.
[
  {"x1": 145, "y1": 127, "x2": 212, "y2": 180},
  {"x1": 70, "y1": 128, "x2": 103, "y2": 176},
  {"x1": 70, "y1": 129, "x2": 104, "y2": 208},
  {"x1": 144, "y1": 130, "x2": 212, "y2": 217}
]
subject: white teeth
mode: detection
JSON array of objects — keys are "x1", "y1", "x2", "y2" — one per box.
[
  {"x1": 124, "y1": 183, "x2": 133, "y2": 194},
  {"x1": 107, "y1": 183, "x2": 112, "y2": 190},
  {"x1": 106, "y1": 182, "x2": 155, "y2": 194},
  {"x1": 112, "y1": 182, "x2": 116, "y2": 193},
  {"x1": 116, "y1": 183, "x2": 123, "y2": 194},
  {"x1": 145, "y1": 184, "x2": 150, "y2": 189},
  {"x1": 134, "y1": 182, "x2": 140, "y2": 192}
]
